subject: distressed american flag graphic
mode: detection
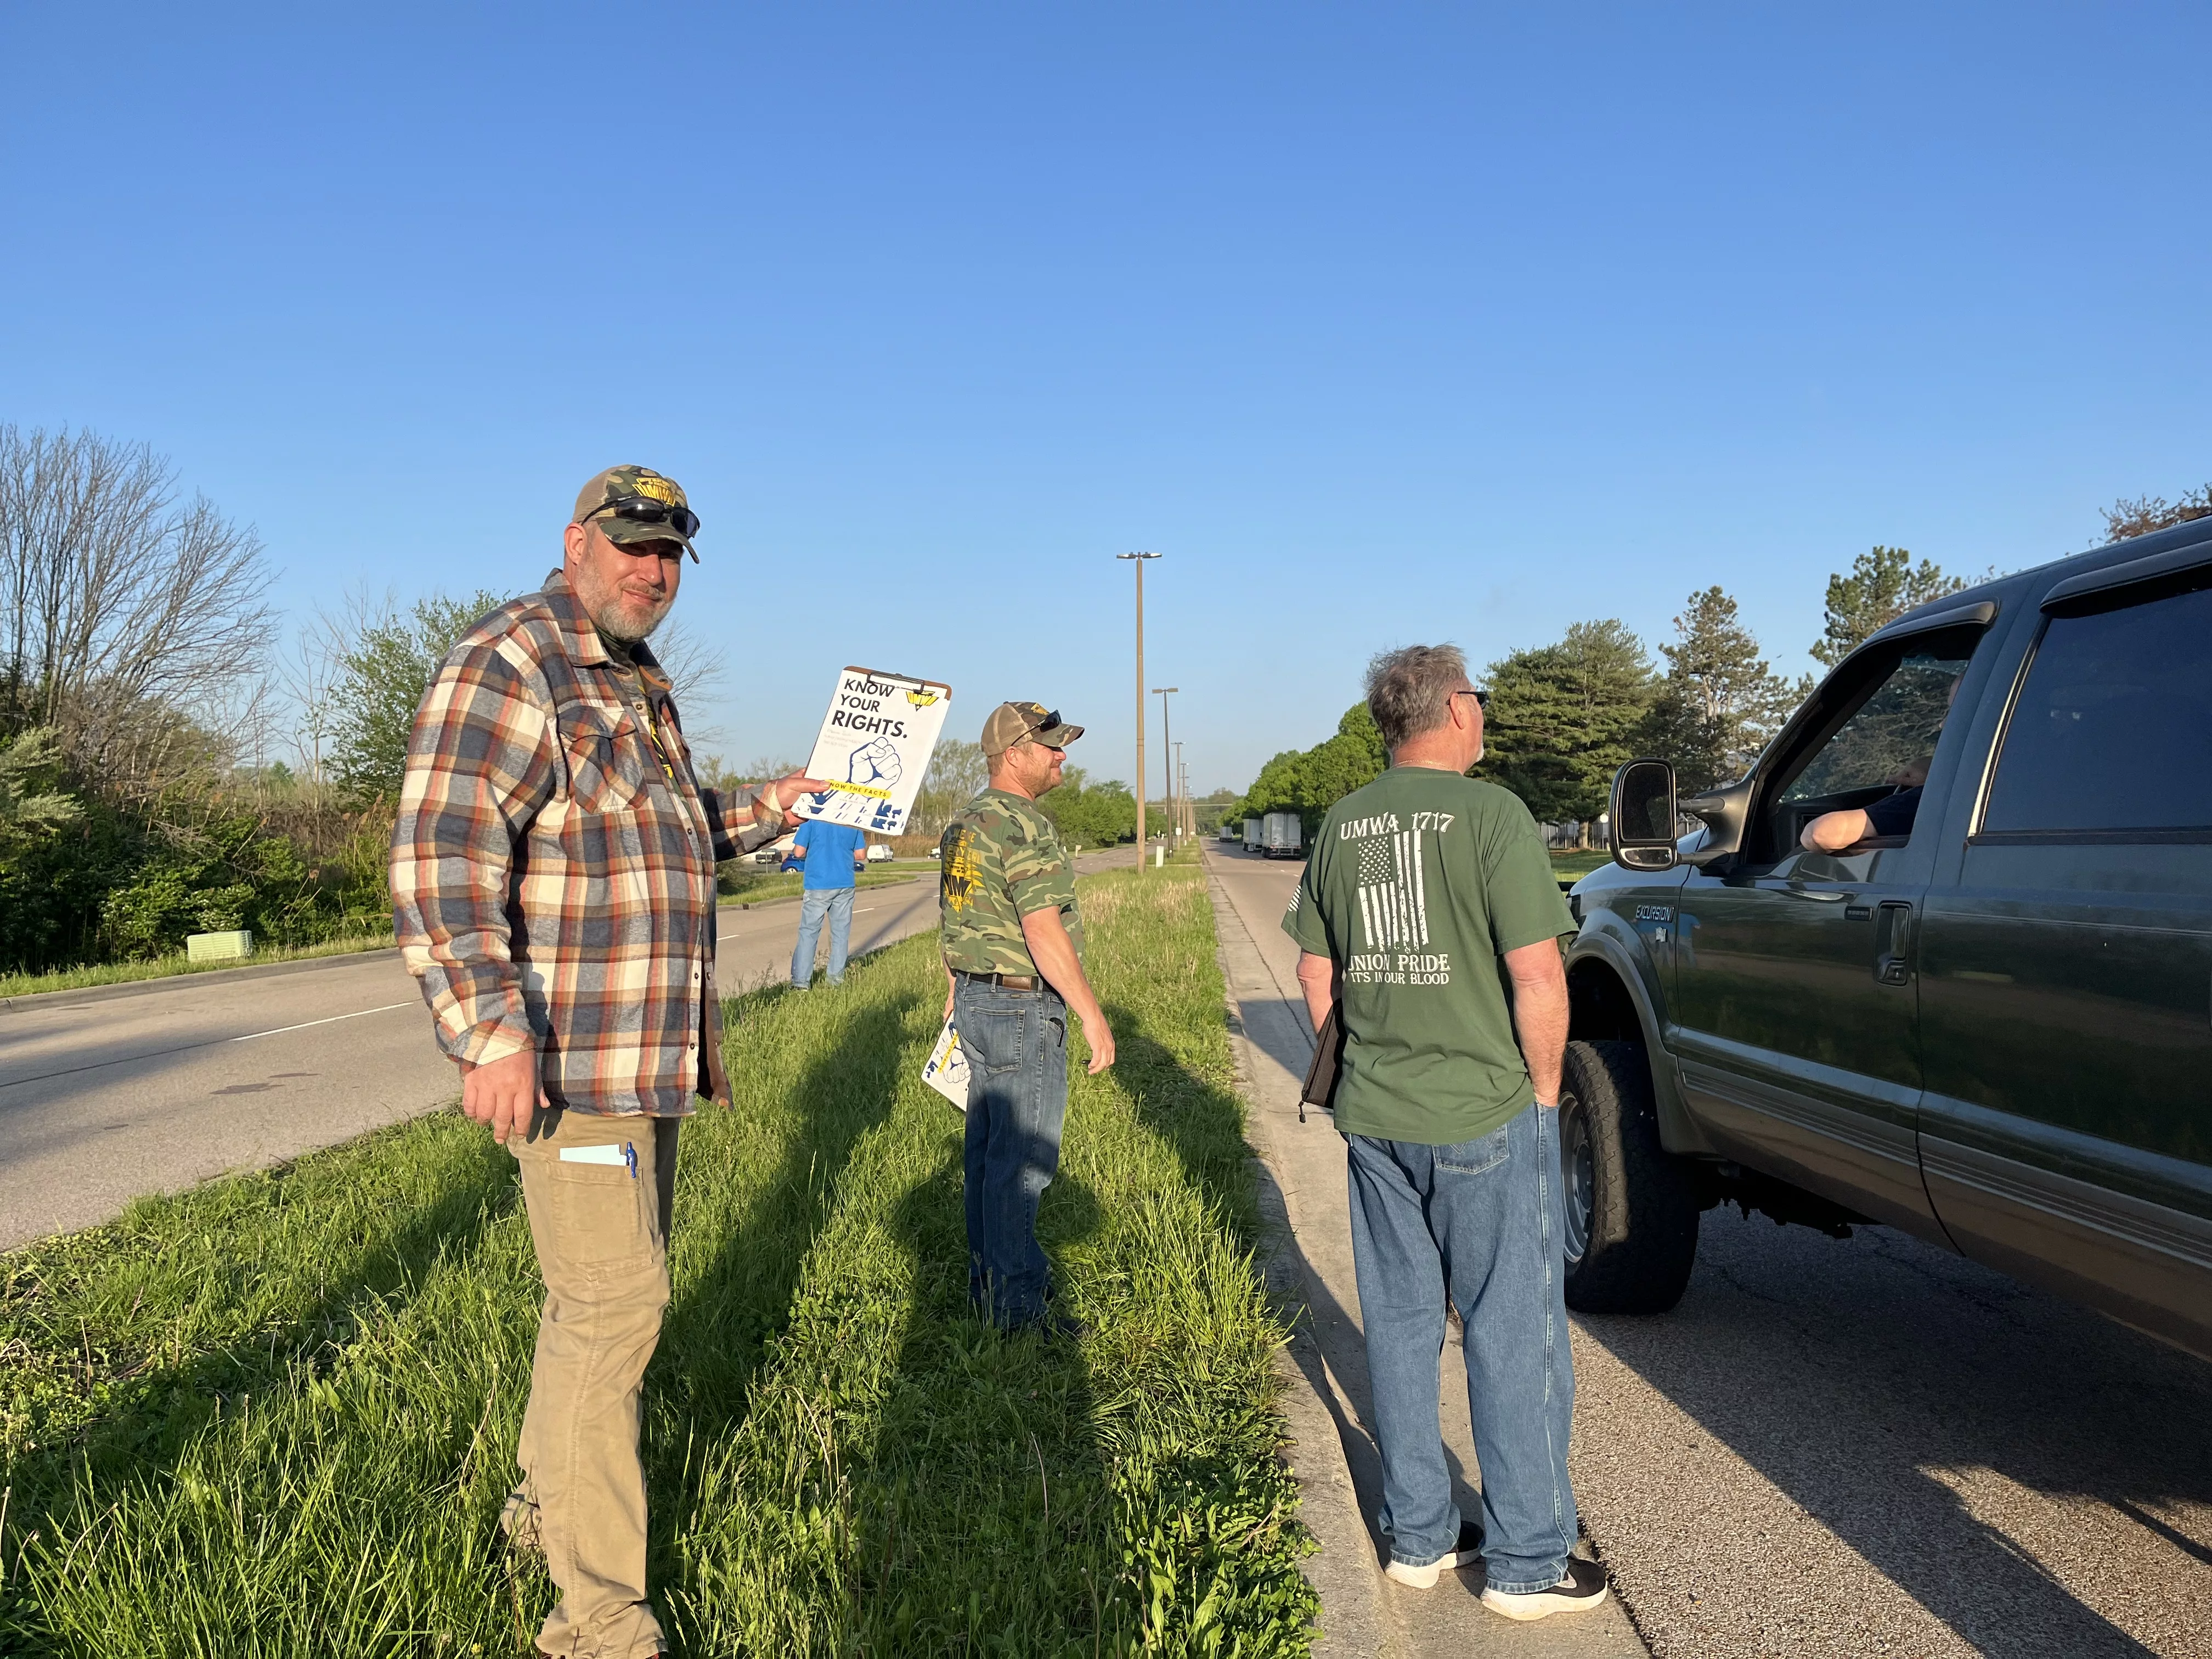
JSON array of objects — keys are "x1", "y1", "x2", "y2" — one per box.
[{"x1": 1356, "y1": 829, "x2": 1427, "y2": 949}]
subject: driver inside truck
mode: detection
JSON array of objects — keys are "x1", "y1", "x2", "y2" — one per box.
[
  {"x1": 1799, "y1": 670, "x2": 1963, "y2": 854},
  {"x1": 1798, "y1": 761, "x2": 1927, "y2": 852}
]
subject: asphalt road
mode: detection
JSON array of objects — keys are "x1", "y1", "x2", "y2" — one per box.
[
  {"x1": 0, "y1": 848, "x2": 1146, "y2": 1254},
  {"x1": 1207, "y1": 843, "x2": 2212, "y2": 1659},
  {"x1": 0, "y1": 877, "x2": 942, "y2": 1250}
]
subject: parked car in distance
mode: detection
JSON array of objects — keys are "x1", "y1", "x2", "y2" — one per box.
[
  {"x1": 864, "y1": 843, "x2": 895, "y2": 862},
  {"x1": 1561, "y1": 518, "x2": 2212, "y2": 1363}
]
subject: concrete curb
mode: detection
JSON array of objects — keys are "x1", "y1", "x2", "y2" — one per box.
[{"x1": 1207, "y1": 868, "x2": 1403, "y2": 1659}]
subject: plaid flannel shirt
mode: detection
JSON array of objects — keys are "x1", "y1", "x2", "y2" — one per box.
[{"x1": 391, "y1": 569, "x2": 776, "y2": 1116}]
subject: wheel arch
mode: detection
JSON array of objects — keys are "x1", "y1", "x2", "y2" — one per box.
[{"x1": 1565, "y1": 932, "x2": 1717, "y2": 1157}]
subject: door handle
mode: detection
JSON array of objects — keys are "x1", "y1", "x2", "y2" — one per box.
[
  {"x1": 1782, "y1": 886, "x2": 1852, "y2": 902},
  {"x1": 1874, "y1": 901, "x2": 1914, "y2": 985}
]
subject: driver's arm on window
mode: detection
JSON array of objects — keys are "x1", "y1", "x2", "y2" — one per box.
[{"x1": 1801, "y1": 808, "x2": 1872, "y2": 853}]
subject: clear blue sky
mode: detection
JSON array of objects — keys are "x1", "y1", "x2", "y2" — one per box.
[{"x1": 6, "y1": 4, "x2": 2208, "y2": 797}]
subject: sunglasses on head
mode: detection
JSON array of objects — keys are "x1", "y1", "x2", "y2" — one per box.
[
  {"x1": 584, "y1": 496, "x2": 702, "y2": 541},
  {"x1": 1021, "y1": 710, "x2": 1066, "y2": 747}
]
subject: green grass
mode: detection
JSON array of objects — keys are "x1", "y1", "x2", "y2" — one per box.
[
  {"x1": 0, "y1": 866, "x2": 1315, "y2": 1656},
  {"x1": 1550, "y1": 848, "x2": 1611, "y2": 879},
  {"x1": 0, "y1": 927, "x2": 399, "y2": 1002},
  {"x1": 715, "y1": 867, "x2": 928, "y2": 905}
]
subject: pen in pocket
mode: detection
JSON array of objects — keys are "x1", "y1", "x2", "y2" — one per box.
[{"x1": 624, "y1": 1141, "x2": 637, "y2": 1180}]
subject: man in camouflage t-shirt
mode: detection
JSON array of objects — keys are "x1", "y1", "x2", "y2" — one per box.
[{"x1": 939, "y1": 700, "x2": 1115, "y2": 1334}]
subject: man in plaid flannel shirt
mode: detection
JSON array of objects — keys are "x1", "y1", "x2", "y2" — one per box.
[{"x1": 391, "y1": 465, "x2": 822, "y2": 1659}]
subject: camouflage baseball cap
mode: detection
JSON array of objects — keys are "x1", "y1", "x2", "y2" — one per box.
[
  {"x1": 572, "y1": 465, "x2": 699, "y2": 562},
  {"x1": 982, "y1": 700, "x2": 1084, "y2": 757}
]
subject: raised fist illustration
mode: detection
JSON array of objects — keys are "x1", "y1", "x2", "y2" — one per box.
[{"x1": 848, "y1": 736, "x2": 902, "y2": 790}]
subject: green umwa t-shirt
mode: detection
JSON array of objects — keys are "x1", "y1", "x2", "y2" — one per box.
[{"x1": 1283, "y1": 768, "x2": 1575, "y2": 1146}]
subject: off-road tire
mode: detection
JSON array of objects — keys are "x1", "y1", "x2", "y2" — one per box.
[{"x1": 1559, "y1": 1039, "x2": 1700, "y2": 1314}]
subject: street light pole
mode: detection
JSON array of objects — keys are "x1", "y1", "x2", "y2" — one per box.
[
  {"x1": 1117, "y1": 552, "x2": 1160, "y2": 868},
  {"x1": 1152, "y1": 686, "x2": 1178, "y2": 845},
  {"x1": 1173, "y1": 741, "x2": 1185, "y2": 838}
]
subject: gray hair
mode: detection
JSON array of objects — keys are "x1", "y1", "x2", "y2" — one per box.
[{"x1": 1364, "y1": 644, "x2": 1468, "y2": 752}]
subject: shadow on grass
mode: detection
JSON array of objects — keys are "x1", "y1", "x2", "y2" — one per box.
[
  {"x1": 1101, "y1": 999, "x2": 1259, "y2": 1239},
  {"x1": 645, "y1": 967, "x2": 928, "y2": 1596},
  {"x1": 839, "y1": 1082, "x2": 1119, "y2": 1650},
  {"x1": 0, "y1": 1118, "x2": 516, "y2": 1553}
]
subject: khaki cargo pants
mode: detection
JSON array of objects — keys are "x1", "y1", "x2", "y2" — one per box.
[{"x1": 507, "y1": 1108, "x2": 681, "y2": 1659}]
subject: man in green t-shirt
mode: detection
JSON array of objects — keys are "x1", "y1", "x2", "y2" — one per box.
[
  {"x1": 939, "y1": 700, "x2": 1114, "y2": 1335},
  {"x1": 1283, "y1": 645, "x2": 1609, "y2": 1622}
]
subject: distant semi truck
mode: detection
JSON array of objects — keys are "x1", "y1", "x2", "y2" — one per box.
[
  {"x1": 1243, "y1": 817, "x2": 1263, "y2": 851},
  {"x1": 1261, "y1": 812, "x2": 1304, "y2": 859}
]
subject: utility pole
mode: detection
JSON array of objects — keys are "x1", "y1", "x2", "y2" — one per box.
[
  {"x1": 1152, "y1": 686, "x2": 1178, "y2": 845},
  {"x1": 1173, "y1": 742, "x2": 1186, "y2": 839},
  {"x1": 1118, "y1": 552, "x2": 1161, "y2": 868}
]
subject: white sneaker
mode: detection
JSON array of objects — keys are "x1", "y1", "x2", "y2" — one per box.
[
  {"x1": 1480, "y1": 1557, "x2": 1611, "y2": 1620},
  {"x1": 1383, "y1": 1519, "x2": 1485, "y2": 1589}
]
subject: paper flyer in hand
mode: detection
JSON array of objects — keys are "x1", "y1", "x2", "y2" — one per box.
[
  {"x1": 790, "y1": 666, "x2": 953, "y2": 836},
  {"x1": 922, "y1": 1018, "x2": 970, "y2": 1111}
]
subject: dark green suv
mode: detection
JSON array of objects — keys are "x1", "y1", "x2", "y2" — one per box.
[{"x1": 1560, "y1": 519, "x2": 2212, "y2": 1363}]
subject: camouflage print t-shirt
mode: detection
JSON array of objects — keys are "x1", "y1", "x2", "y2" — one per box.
[{"x1": 939, "y1": 787, "x2": 1083, "y2": 974}]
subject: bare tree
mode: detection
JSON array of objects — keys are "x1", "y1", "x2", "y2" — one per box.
[
  {"x1": 275, "y1": 606, "x2": 349, "y2": 787},
  {"x1": 648, "y1": 617, "x2": 727, "y2": 744},
  {"x1": 2097, "y1": 483, "x2": 2212, "y2": 546},
  {"x1": 0, "y1": 426, "x2": 273, "y2": 792}
]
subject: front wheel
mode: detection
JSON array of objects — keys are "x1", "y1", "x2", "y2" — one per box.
[{"x1": 1557, "y1": 1039, "x2": 1700, "y2": 1314}]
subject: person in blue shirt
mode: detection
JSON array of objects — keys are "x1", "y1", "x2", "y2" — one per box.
[{"x1": 790, "y1": 818, "x2": 869, "y2": 988}]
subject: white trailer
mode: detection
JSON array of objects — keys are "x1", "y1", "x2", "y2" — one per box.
[
  {"x1": 1261, "y1": 812, "x2": 1304, "y2": 859},
  {"x1": 1243, "y1": 817, "x2": 1263, "y2": 851}
]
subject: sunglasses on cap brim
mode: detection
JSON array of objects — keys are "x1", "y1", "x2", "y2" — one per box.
[
  {"x1": 1021, "y1": 711, "x2": 1068, "y2": 747},
  {"x1": 584, "y1": 496, "x2": 702, "y2": 541}
]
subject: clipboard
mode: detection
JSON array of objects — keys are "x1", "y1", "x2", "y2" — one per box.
[{"x1": 922, "y1": 1018, "x2": 970, "y2": 1111}]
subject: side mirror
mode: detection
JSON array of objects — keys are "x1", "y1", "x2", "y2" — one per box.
[{"x1": 1610, "y1": 758, "x2": 1678, "y2": 872}]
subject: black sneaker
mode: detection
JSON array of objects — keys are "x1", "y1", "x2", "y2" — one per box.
[
  {"x1": 1384, "y1": 1518, "x2": 1485, "y2": 1589},
  {"x1": 1480, "y1": 1556, "x2": 1610, "y2": 1620}
]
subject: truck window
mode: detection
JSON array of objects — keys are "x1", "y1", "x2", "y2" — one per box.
[
  {"x1": 1980, "y1": 584, "x2": 2212, "y2": 836},
  {"x1": 1780, "y1": 650, "x2": 1972, "y2": 805}
]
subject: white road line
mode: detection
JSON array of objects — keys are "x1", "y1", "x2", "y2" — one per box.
[
  {"x1": 230, "y1": 1002, "x2": 415, "y2": 1043},
  {"x1": 2, "y1": 1001, "x2": 417, "y2": 1090}
]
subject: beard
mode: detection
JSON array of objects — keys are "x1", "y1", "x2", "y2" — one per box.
[{"x1": 586, "y1": 588, "x2": 675, "y2": 646}]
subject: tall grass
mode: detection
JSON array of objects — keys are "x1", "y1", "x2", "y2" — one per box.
[{"x1": 0, "y1": 866, "x2": 1314, "y2": 1656}]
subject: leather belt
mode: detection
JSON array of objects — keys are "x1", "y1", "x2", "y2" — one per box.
[{"x1": 956, "y1": 969, "x2": 1040, "y2": 990}]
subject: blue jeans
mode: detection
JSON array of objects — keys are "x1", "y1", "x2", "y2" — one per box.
[
  {"x1": 1345, "y1": 1105, "x2": 1579, "y2": 1594},
  {"x1": 953, "y1": 975, "x2": 1068, "y2": 1328},
  {"x1": 791, "y1": 887, "x2": 854, "y2": 986}
]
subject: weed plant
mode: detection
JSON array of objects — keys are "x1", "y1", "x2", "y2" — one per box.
[{"x1": 0, "y1": 867, "x2": 1315, "y2": 1656}]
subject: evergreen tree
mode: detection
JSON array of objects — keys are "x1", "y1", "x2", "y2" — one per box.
[
  {"x1": 0, "y1": 727, "x2": 81, "y2": 852},
  {"x1": 1811, "y1": 546, "x2": 1966, "y2": 668},
  {"x1": 1480, "y1": 619, "x2": 1656, "y2": 821},
  {"x1": 1639, "y1": 587, "x2": 1796, "y2": 792}
]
